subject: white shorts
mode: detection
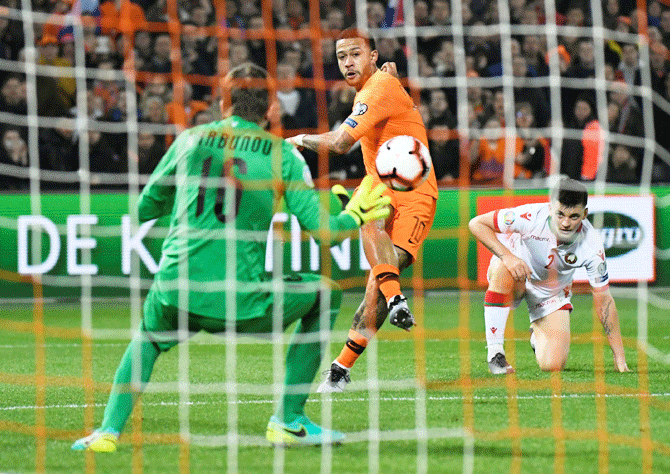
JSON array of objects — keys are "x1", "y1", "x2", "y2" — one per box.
[{"x1": 487, "y1": 256, "x2": 574, "y2": 323}]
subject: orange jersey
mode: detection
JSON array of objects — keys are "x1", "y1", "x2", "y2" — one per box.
[{"x1": 340, "y1": 70, "x2": 438, "y2": 199}]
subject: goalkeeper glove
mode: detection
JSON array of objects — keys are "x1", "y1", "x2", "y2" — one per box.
[{"x1": 337, "y1": 175, "x2": 391, "y2": 226}]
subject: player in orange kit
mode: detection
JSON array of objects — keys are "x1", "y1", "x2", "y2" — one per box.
[{"x1": 287, "y1": 28, "x2": 438, "y2": 392}]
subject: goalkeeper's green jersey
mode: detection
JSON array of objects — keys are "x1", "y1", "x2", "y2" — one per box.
[{"x1": 137, "y1": 116, "x2": 357, "y2": 319}]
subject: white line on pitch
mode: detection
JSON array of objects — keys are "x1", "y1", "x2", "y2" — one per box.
[{"x1": 2, "y1": 391, "x2": 669, "y2": 412}]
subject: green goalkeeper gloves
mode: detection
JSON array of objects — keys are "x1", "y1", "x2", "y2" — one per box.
[{"x1": 334, "y1": 175, "x2": 391, "y2": 226}]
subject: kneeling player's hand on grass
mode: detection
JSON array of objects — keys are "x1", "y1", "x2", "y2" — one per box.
[
  {"x1": 614, "y1": 355, "x2": 630, "y2": 373},
  {"x1": 340, "y1": 175, "x2": 391, "y2": 226}
]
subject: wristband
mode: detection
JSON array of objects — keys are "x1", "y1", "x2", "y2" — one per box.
[{"x1": 294, "y1": 134, "x2": 306, "y2": 148}]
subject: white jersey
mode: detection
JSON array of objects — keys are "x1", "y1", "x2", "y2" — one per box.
[{"x1": 492, "y1": 203, "x2": 609, "y2": 320}]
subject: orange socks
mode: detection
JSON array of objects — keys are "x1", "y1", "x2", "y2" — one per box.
[
  {"x1": 335, "y1": 330, "x2": 369, "y2": 368},
  {"x1": 335, "y1": 265, "x2": 400, "y2": 369},
  {"x1": 373, "y1": 264, "x2": 401, "y2": 302}
]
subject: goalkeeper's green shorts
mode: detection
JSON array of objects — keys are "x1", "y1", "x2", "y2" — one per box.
[{"x1": 141, "y1": 273, "x2": 341, "y2": 352}]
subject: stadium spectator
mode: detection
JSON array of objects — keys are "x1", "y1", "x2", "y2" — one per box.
[
  {"x1": 0, "y1": 75, "x2": 27, "y2": 116},
  {"x1": 140, "y1": 93, "x2": 170, "y2": 151},
  {"x1": 286, "y1": 29, "x2": 438, "y2": 393},
  {"x1": 376, "y1": 37, "x2": 408, "y2": 78},
  {"x1": 178, "y1": 0, "x2": 213, "y2": 24},
  {"x1": 469, "y1": 117, "x2": 524, "y2": 184},
  {"x1": 522, "y1": 35, "x2": 549, "y2": 77},
  {"x1": 512, "y1": 54, "x2": 550, "y2": 128},
  {"x1": 487, "y1": 37, "x2": 521, "y2": 77},
  {"x1": 71, "y1": 62, "x2": 391, "y2": 452},
  {"x1": 660, "y1": 9, "x2": 670, "y2": 49},
  {"x1": 324, "y1": 7, "x2": 346, "y2": 32},
  {"x1": 191, "y1": 108, "x2": 213, "y2": 126},
  {"x1": 607, "y1": 100, "x2": 621, "y2": 132},
  {"x1": 38, "y1": 116, "x2": 79, "y2": 176},
  {"x1": 649, "y1": 41, "x2": 669, "y2": 96},
  {"x1": 413, "y1": 0, "x2": 431, "y2": 26},
  {"x1": 92, "y1": 60, "x2": 123, "y2": 114},
  {"x1": 606, "y1": 144, "x2": 639, "y2": 184},
  {"x1": 320, "y1": 37, "x2": 342, "y2": 81},
  {"x1": 509, "y1": 0, "x2": 527, "y2": 25},
  {"x1": 617, "y1": 43, "x2": 641, "y2": 86},
  {"x1": 652, "y1": 72, "x2": 670, "y2": 182},
  {"x1": 141, "y1": 75, "x2": 171, "y2": 108},
  {"x1": 227, "y1": 40, "x2": 251, "y2": 72},
  {"x1": 366, "y1": 1, "x2": 386, "y2": 28},
  {"x1": 276, "y1": 61, "x2": 317, "y2": 131},
  {"x1": 165, "y1": 81, "x2": 208, "y2": 129},
  {"x1": 430, "y1": 0, "x2": 451, "y2": 26},
  {"x1": 545, "y1": 45, "x2": 571, "y2": 75},
  {"x1": 37, "y1": 34, "x2": 76, "y2": 111},
  {"x1": 0, "y1": 14, "x2": 24, "y2": 64},
  {"x1": 468, "y1": 178, "x2": 629, "y2": 374},
  {"x1": 426, "y1": 88, "x2": 459, "y2": 181},
  {"x1": 144, "y1": 34, "x2": 173, "y2": 74},
  {"x1": 41, "y1": 0, "x2": 74, "y2": 39},
  {"x1": 87, "y1": 129, "x2": 125, "y2": 180},
  {"x1": 609, "y1": 80, "x2": 643, "y2": 169},
  {"x1": 0, "y1": 127, "x2": 28, "y2": 189},
  {"x1": 603, "y1": 0, "x2": 621, "y2": 30},
  {"x1": 466, "y1": 21, "x2": 494, "y2": 76},
  {"x1": 99, "y1": 0, "x2": 147, "y2": 36},
  {"x1": 514, "y1": 101, "x2": 549, "y2": 178},
  {"x1": 132, "y1": 31, "x2": 154, "y2": 71},
  {"x1": 560, "y1": 95, "x2": 604, "y2": 181},
  {"x1": 87, "y1": 89, "x2": 106, "y2": 119},
  {"x1": 246, "y1": 15, "x2": 268, "y2": 68},
  {"x1": 432, "y1": 39, "x2": 457, "y2": 110},
  {"x1": 486, "y1": 89, "x2": 507, "y2": 126},
  {"x1": 129, "y1": 128, "x2": 165, "y2": 175},
  {"x1": 145, "y1": 0, "x2": 168, "y2": 22},
  {"x1": 466, "y1": 70, "x2": 488, "y2": 123},
  {"x1": 180, "y1": 23, "x2": 216, "y2": 100}
]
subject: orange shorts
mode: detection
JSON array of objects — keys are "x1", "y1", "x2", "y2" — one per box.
[{"x1": 386, "y1": 190, "x2": 436, "y2": 262}]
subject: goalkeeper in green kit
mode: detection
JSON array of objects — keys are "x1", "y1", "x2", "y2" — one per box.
[{"x1": 72, "y1": 63, "x2": 390, "y2": 452}]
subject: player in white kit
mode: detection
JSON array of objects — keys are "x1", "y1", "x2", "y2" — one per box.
[{"x1": 468, "y1": 178, "x2": 629, "y2": 374}]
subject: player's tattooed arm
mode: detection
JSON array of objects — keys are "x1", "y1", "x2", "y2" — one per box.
[
  {"x1": 599, "y1": 297, "x2": 613, "y2": 336},
  {"x1": 592, "y1": 286, "x2": 630, "y2": 372},
  {"x1": 287, "y1": 128, "x2": 355, "y2": 155}
]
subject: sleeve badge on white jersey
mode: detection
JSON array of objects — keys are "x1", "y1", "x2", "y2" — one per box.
[
  {"x1": 597, "y1": 262, "x2": 607, "y2": 276},
  {"x1": 503, "y1": 210, "x2": 515, "y2": 226},
  {"x1": 565, "y1": 253, "x2": 577, "y2": 264}
]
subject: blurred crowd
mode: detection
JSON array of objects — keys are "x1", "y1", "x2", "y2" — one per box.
[{"x1": 1, "y1": 0, "x2": 669, "y2": 190}]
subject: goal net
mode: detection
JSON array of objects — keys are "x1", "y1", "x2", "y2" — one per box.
[{"x1": 1, "y1": 0, "x2": 669, "y2": 472}]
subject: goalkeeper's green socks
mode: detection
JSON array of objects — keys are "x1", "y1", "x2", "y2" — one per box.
[{"x1": 99, "y1": 335, "x2": 161, "y2": 434}]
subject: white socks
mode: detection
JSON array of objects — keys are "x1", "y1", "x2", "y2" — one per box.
[{"x1": 485, "y1": 305, "x2": 511, "y2": 361}]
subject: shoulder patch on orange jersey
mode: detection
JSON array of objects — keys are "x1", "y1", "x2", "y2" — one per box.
[{"x1": 352, "y1": 101, "x2": 368, "y2": 116}]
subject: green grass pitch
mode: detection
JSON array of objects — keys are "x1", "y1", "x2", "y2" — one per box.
[{"x1": 1, "y1": 290, "x2": 669, "y2": 473}]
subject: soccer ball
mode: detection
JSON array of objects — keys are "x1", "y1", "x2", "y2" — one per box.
[{"x1": 375, "y1": 135, "x2": 432, "y2": 192}]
